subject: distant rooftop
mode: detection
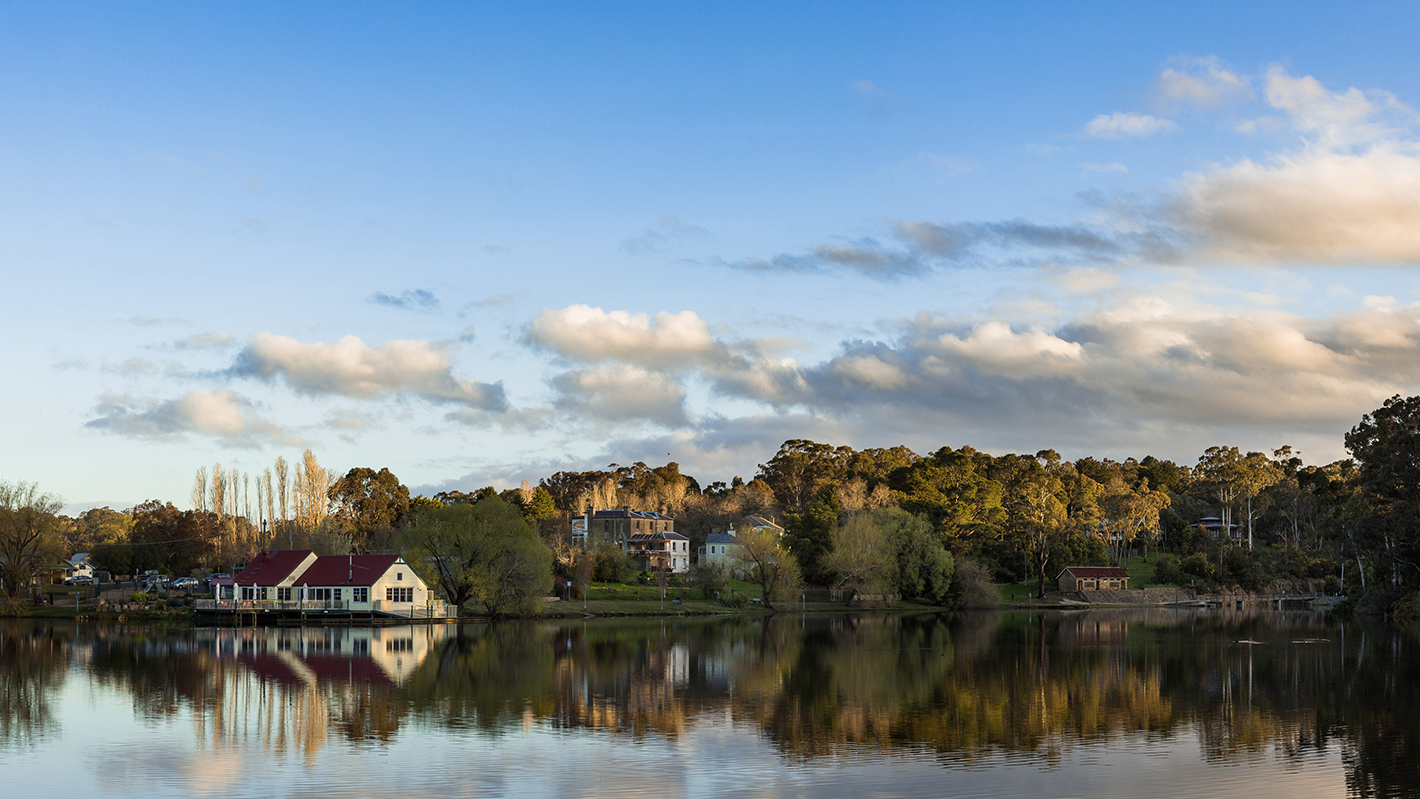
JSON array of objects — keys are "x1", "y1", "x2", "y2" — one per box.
[{"x1": 591, "y1": 509, "x2": 674, "y2": 520}]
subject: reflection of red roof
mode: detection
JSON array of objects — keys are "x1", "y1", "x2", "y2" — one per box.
[
  {"x1": 293, "y1": 554, "x2": 399, "y2": 587},
  {"x1": 303, "y1": 654, "x2": 394, "y2": 685},
  {"x1": 233, "y1": 550, "x2": 315, "y2": 586},
  {"x1": 1059, "y1": 567, "x2": 1130, "y2": 579},
  {"x1": 238, "y1": 652, "x2": 393, "y2": 686},
  {"x1": 238, "y1": 652, "x2": 303, "y2": 684}
]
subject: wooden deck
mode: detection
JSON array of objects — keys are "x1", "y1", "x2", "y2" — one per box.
[{"x1": 194, "y1": 598, "x2": 454, "y2": 625}]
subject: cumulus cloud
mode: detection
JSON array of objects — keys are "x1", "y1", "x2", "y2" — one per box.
[
  {"x1": 1083, "y1": 112, "x2": 1177, "y2": 139},
  {"x1": 537, "y1": 296, "x2": 1420, "y2": 460},
  {"x1": 1154, "y1": 56, "x2": 1252, "y2": 108},
  {"x1": 526, "y1": 305, "x2": 719, "y2": 367},
  {"x1": 525, "y1": 304, "x2": 807, "y2": 406},
  {"x1": 232, "y1": 333, "x2": 506, "y2": 410},
  {"x1": 551, "y1": 364, "x2": 689, "y2": 427},
  {"x1": 1169, "y1": 67, "x2": 1420, "y2": 264},
  {"x1": 85, "y1": 389, "x2": 302, "y2": 445},
  {"x1": 370, "y1": 289, "x2": 439, "y2": 311}
]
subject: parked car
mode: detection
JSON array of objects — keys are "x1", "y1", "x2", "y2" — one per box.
[
  {"x1": 63, "y1": 576, "x2": 96, "y2": 586},
  {"x1": 202, "y1": 572, "x2": 231, "y2": 587},
  {"x1": 168, "y1": 577, "x2": 200, "y2": 590}
]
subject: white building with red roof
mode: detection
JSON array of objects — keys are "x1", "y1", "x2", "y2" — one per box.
[
  {"x1": 290, "y1": 553, "x2": 432, "y2": 615},
  {"x1": 212, "y1": 550, "x2": 439, "y2": 617}
]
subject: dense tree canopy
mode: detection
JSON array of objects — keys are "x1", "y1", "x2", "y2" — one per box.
[
  {"x1": 328, "y1": 467, "x2": 411, "y2": 552},
  {"x1": 401, "y1": 496, "x2": 553, "y2": 618}
]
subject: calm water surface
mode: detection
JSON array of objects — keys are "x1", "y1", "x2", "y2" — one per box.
[{"x1": 0, "y1": 609, "x2": 1411, "y2": 798}]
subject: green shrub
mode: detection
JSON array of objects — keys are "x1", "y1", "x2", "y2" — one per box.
[
  {"x1": 1179, "y1": 552, "x2": 1214, "y2": 581},
  {"x1": 1154, "y1": 555, "x2": 1181, "y2": 585},
  {"x1": 691, "y1": 562, "x2": 730, "y2": 600},
  {"x1": 948, "y1": 557, "x2": 1000, "y2": 609},
  {"x1": 719, "y1": 590, "x2": 748, "y2": 609},
  {"x1": 129, "y1": 592, "x2": 149, "y2": 603},
  {"x1": 592, "y1": 542, "x2": 637, "y2": 583}
]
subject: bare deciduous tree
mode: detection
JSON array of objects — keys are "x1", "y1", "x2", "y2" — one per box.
[
  {"x1": 0, "y1": 481, "x2": 64, "y2": 603},
  {"x1": 191, "y1": 467, "x2": 208, "y2": 513}
]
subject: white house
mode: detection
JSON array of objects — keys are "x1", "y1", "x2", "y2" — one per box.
[
  {"x1": 289, "y1": 553, "x2": 433, "y2": 615},
  {"x1": 699, "y1": 530, "x2": 743, "y2": 573}
]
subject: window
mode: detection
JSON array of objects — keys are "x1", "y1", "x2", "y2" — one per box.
[
  {"x1": 332, "y1": 588, "x2": 342, "y2": 601},
  {"x1": 396, "y1": 572, "x2": 403, "y2": 581},
  {"x1": 386, "y1": 587, "x2": 413, "y2": 603},
  {"x1": 353, "y1": 587, "x2": 368, "y2": 603},
  {"x1": 277, "y1": 587, "x2": 291, "y2": 601}
]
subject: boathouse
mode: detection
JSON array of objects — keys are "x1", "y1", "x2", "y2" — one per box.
[
  {"x1": 290, "y1": 553, "x2": 432, "y2": 614},
  {"x1": 198, "y1": 551, "x2": 446, "y2": 621}
]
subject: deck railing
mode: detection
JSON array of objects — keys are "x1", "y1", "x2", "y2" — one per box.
[
  {"x1": 194, "y1": 598, "x2": 453, "y2": 617},
  {"x1": 195, "y1": 599, "x2": 349, "y2": 612}
]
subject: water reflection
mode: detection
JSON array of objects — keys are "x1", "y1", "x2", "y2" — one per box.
[{"x1": 1, "y1": 610, "x2": 1416, "y2": 797}]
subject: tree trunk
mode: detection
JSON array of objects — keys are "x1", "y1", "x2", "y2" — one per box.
[
  {"x1": 1034, "y1": 539, "x2": 1048, "y2": 600},
  {"x1": 1247, "y1": 495, "x2": 1253, "y2": 551}
]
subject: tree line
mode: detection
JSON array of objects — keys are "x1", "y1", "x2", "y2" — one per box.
[{"x1": 7, "y1": 395, "x2": 1420, "y2": 614}]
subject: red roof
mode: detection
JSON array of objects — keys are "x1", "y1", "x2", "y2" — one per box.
[
  {"x1": 292, "y1": 554, "x2": 400, "y2": 587},
  {"x1": 232, "y1": 550, "x2": 315, "y2": 586},
  {"x1": 1059, "y1": 567, "x2": 1130, "y2": 579}
]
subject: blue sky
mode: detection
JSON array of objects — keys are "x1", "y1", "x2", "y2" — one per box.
[{"x1": 7, "y1": 1, "x2": 1420, "y2": 510}]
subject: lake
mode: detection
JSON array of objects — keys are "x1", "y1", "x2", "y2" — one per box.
[{"x1": 0, "y1": 608, "x2": 1411, "y2": 798}]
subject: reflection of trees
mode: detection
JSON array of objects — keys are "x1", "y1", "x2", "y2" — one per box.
[
  {"x1": 74, "y1": 625, "x2": 409, "y2": 758},
  {"x1": 11, "y1": 612, "x2": 1420, "y2": 796},
  {"x1": 0, "y1": 623, "x2": 69, "y2": 745}
]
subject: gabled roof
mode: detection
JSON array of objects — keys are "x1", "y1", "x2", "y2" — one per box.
[
  {"x1": 232, "y1": 550, "x2": 316, "y2": 586},
  {"x1": 1058, "y1": 566, "x2": 1130, "y2": 579},
  {"x1": 705, "y1": 532, "x2": 738, "y2": 544},
  {"x1": 70, "y1": 553, "x2": 91, "y2": 567},
  {"x1": 591, "y1": 509, "x2": 675, "y2": 521},
  {"x1": 293, "y1": 554, "x2": 401, "y2": 587},
  {"x1": 745, "y1": 515, "x2": 782, "y2": 531}
]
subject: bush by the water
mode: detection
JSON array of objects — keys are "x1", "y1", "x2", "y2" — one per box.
[{"x1": 949, "y1": 557, "x2": 999, "y2": 608}]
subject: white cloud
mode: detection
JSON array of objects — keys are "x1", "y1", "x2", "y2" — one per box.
[
  {"x1": 551, "y1": 364, "x2": 689, "y2": 427},
  {"x1": 539, "y1": 294, "x2": 1420, "y2": 462},
  {"x1": 1169, "y1": 66, "x2": 1420, "y2": 265},
  {"x1": 85, "y1": 389, "x2": 302, "y2": 446},
  {"x1": 526, "y1": 305, "x2": 718, "y2": 368},
  {"x1": 1083, "y1": 112, "x2": 1177, "y2": 139},
  {"x1": 233, "y1": 333, "x2": 506, "y2": 410},
  {"x1": 1155, "y1": 56, "x2": 1252, "y2": 108}
]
